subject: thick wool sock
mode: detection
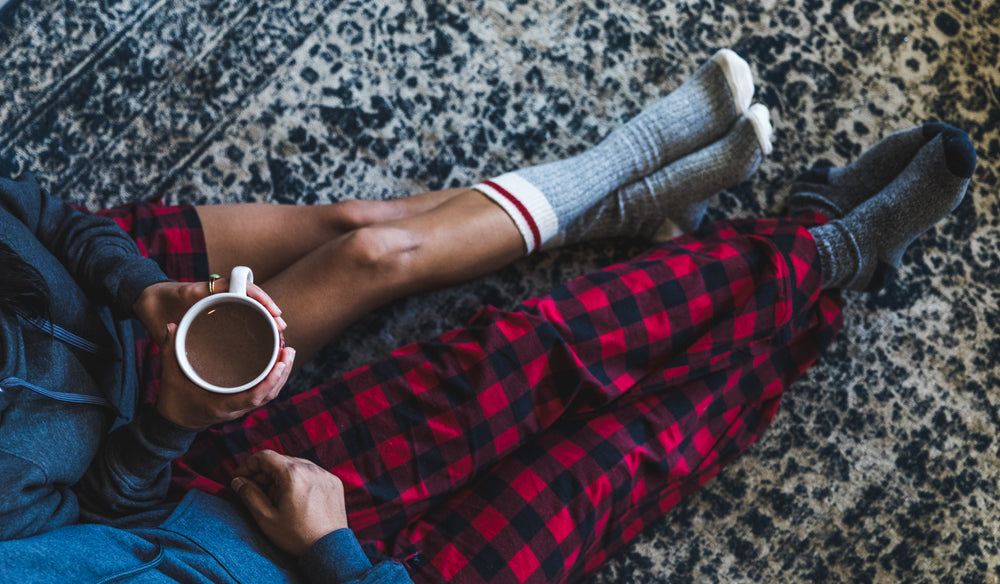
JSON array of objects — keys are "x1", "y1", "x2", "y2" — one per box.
[
  {"x1": 808, "y1": 128, "x2": 976, "y2": 291},
  {"x1": 474, "y1": 49, "x2": 754, "y2": 252},
  {"x1": 788, "y1": 122, "x2": 951, "y2": 218},
  {"x1": 542, "y1": 104, "x2": 772, "y2": 249}
]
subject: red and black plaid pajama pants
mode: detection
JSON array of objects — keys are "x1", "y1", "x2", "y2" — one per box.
[{"x1": 105, "y1": 202, "x2": 843, "y2": 584}]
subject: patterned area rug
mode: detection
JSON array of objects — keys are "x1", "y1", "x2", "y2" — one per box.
[{"x1": 2, "y1": 1, "x2": 998, "y2": 582}]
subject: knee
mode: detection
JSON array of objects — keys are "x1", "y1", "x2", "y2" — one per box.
[
  {"x1": 323, "y1": 199, "x2": 404, "y2": 234},
  {"x1": 337, "y1": 225, "x2": 421, "y2": 278},
  {"x1": 325, "y1": 199, "x2": 373, "y2": 233}
]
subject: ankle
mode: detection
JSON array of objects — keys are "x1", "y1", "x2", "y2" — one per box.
[{"x1": 810, "y1": 221, "x2": 861, "y2": 290}]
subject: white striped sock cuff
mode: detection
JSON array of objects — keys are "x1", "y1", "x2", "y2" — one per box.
[{"x1": 471, "y1": 172, "x2": 559, "y2": 253}]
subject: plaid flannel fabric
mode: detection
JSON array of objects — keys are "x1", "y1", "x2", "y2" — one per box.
[{"x1": 166, "y1": 212, "x2": 842, "y2": 584}]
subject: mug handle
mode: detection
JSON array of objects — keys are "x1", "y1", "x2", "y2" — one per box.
[{"x1": 230, "y1": 266, "x2": 253, "y2": 297}]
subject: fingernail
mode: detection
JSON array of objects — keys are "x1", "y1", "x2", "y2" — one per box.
[
  {"x1": 277, "y1": 316, "x2": 288, "y2": 329},
  {"x1": 231, "y1": 477, "x2": 245, "y2": 490},
  {"x1": 288, "y1": 348, "x2": 296, "y2": 361}
]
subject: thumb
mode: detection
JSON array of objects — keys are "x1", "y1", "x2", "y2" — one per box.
[{"x1": 232, "y1": 477, "x2": 277, "y2": 525}]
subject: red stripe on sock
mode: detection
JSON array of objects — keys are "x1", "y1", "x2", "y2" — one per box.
[{"x1": 482, "y1": 179, "x2": 542, "y2": 251}]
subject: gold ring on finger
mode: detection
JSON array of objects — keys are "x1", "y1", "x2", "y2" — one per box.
[{"x1": 208, "y1": 273, "x2": 221, "y2": 295}]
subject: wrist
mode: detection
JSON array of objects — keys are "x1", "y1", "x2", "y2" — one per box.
[
  {"x1": 133, "y1": 282, "x2": 168, "y2": 325},
  {"x1": 298, "y1": 529, "x2": 372, "y2": 581},
  {"x1": 155, "y1": 398, "x2": 209, "y2": 431},
  {"x1": 142, "y1": 403, "x2": 202, "y2": 441}
]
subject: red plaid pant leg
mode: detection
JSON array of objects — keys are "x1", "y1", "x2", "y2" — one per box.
[
  {"x1": 172, "y1": 212, "x2": 842, "y2": 580},
  {"x1": 394, "y1": 214, "x2": 842, "y2": 584},
  {"x1": 397, "y1": 244, "x2": 841, "y2": 583}
]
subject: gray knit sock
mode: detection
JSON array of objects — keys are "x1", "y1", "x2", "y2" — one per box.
[
  {"x1": 788, "y1": 122, "x2": 950, "y2": 219},
  {"x1": 809, "y1": 128, "x2": 976, "y2": 291},
  {"x1": 543, "y1": 103, "x2": 772, "y2": 248},
  {"x1": 473, "y1": 49, "x2": 754, "y2": 252}
]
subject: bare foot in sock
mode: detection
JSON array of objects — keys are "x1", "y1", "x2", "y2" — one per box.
[
  {"x1": 474, "y1": 49, "x2": 755, "y2": 253},
  {"x1": 808, "y1": 127, "x2": 976, "y2": 291},
  {"x1": 542, "y1": 103, "x2": 773, "y2": 248},
  {"x1": 651, "y1": 103, "x2": 773, "y2": 240},
  {"x1": 788, "y1": 122, "x2": 954, "y2": 219}
]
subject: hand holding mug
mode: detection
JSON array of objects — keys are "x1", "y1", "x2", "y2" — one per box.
[
  {"x1": 158, "y1": 326, "x2": 295, "y2": 429},
  {"x1": 134, "y1": 275, "x2": 286, "y2": 347},
  {"x1": 157, "y1": 266, "x2": 296, "y2": 430}
]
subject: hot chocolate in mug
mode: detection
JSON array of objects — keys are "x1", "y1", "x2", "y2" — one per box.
[{"x1": 174, "y1": 266, "x2": 280, "y2": 393}]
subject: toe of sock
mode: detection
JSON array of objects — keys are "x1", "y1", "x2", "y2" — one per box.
[
  {"x1": 711, "y1": 49, "x2": 754, "y2": 112},
  {"x1": 745, "y1": 103, "x2": 773, "y2": 155},
  {"x1": 940, "y1": 127, "x2": 977, "y2": 178}
]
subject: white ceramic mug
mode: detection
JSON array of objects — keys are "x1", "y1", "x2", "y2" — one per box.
[{"x1": 174, "y1": 266, "x2": 280, "y2": 394}]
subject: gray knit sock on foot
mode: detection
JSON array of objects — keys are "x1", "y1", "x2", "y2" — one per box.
[
  {"x1": 473, "y1": 49, "x2": 754, "y2": 252},
  {"x1": 809, "y1": 128, "x2": 976, "y2": 291},
  {"x1": 544, "y1": 103, "x2": 773, "y2": 248},
  {"x1": 788, "y1": 122, "x2": 951, "y2": 219}
]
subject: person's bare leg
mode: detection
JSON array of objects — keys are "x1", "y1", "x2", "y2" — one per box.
[
  {"x1": 260, "y1": 190, "x2": 524, "y2": 364},
  {"x1": 196, "y1": 188, "x2": 466, "y2": 281}
]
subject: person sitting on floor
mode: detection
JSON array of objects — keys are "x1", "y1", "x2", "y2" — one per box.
[{"x1": 0, "y1": 46, "x2": 976, "y2": 583}]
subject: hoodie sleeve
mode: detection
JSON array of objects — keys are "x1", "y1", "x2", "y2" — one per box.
[
  {"x1": 75, "y1": 404, "x2": 198, "y2": 518},
  {"x1": 299, "y1": 529, "x2": 414, "y2": 584},
  {"x1": 0, "y1": 173, "x2": 169, "y2": 315}
]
